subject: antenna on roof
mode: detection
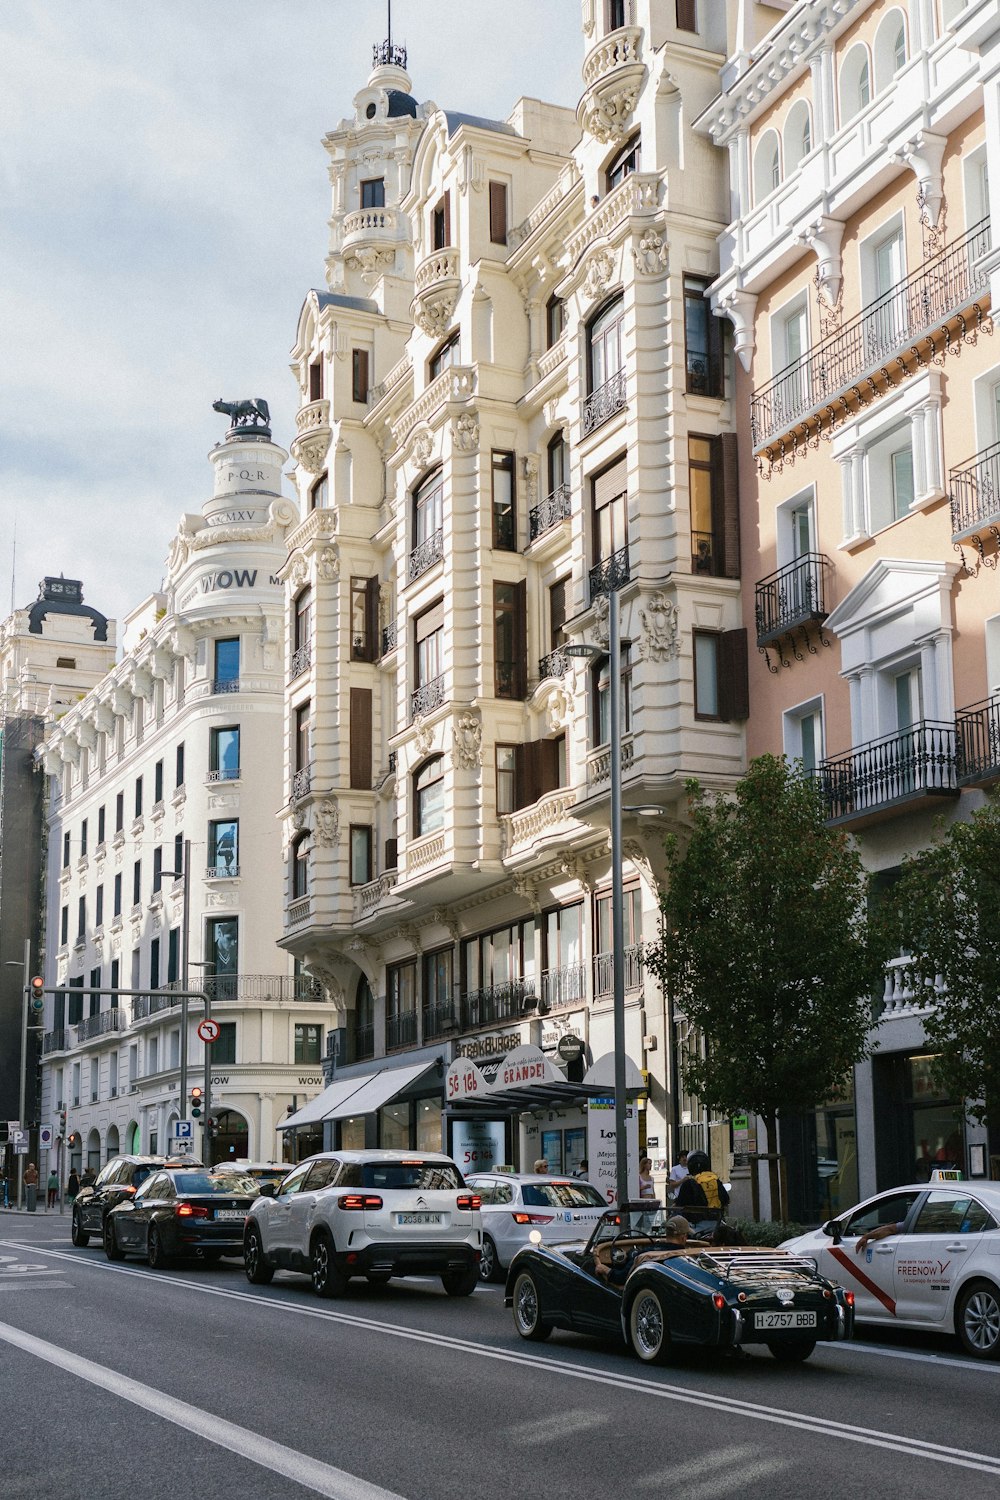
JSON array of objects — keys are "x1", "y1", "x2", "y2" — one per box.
[
  {"x1": 373, "y1": 0, "x2": 406, "y2": 70},
  {"x1": 9, "y1": 506, "x2": 16, "y2": 615}
]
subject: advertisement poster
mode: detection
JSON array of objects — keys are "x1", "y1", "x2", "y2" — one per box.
[
  {"x1": 587, "y1": 1099, "x2": 639, "y2": 1205},
  {"x1": 450, "y1": 1118, "x2": 506, "y2": 1175}
]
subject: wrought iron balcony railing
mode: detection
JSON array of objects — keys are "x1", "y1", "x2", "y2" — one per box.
[
  {"x1": 539, "y1": 963, "x2": 587, "y2": 1013},
  {"x1": 423, "y1": 1002, "x2": 459, "y2": 1039},
  {"x1": 460, "y1": 978, "x2": 536, "y2": 1030},
  {"x1": 751, "y1": 217, "x2": 992, "y2": 453},
  {"x1": 755, "y1": 552, "x2": 831, "y2": 645},
  {"x1": 205, "y1": 863, "x2": 240, "y2": 880},
  {"x1": 950, "y1": 438, "x2": 1000, "y2": 540},
  {"x1": 381, "y1": 620, "x2": 398, "y2": 655},
  {"x1": 131, "y1": 991, "x2": 180, "y2": 1022},
  {"x1": 956, "y1": 695, "x2": 1000, "y2": 786},
  {"x1": 589, "y1": 544, "x2": 630, "y2": 601},
  {"x1": 528, "y1": 483, "x2": 572, "y2": 543},
  {"x1": 290, "y1": 765, "x2": 312, "y2": 800},
  {"x1": 538, "y1": 648, "x2": 572, "y2": 681},
  {"x1": 593, "y1": 946, "x2": 643, "y2": 999},
  {"x1": 289, "y1": 645, "x2": 311, "y2": 679},
  {"x1": 386, "y1": 1011, "x2": 418, "y2": 1050},
  {"x1": 77, "y1": 1008, "x2": 127, "y2": 1041},
  {"x1": 43, "y1": 1029, "x2": 68, "y2": 1054},
  {"x1": 206, "y1": 767, "x2": 240, "y2": 783},
  {"x1": 582, "y1": 368, "x2": 627, "y2": 435},
  {"x1": 408, "y1": 528, "x2": 444, "y2": 581},
  {"x1": 815, "y1": 721, "x2": 959, "y2": 824},
  {"x1": 212, "y1": 678, "x2": 241, "y2": 694},
  {"x1": 411, "y1": 674, "x2": 445, "y2": 719},
  {"x1": 352, "y1": 1023, "x2": 375, "y2": 1063}
]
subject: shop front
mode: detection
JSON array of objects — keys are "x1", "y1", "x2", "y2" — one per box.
[{"x1": 279, "y1": 1051, "x2": 445, "y2": 1160}]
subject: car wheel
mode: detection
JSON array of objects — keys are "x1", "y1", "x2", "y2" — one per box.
[
  {"x1": 956, "y1": 1280, "x2": 1000, "y2": 1360},
  {"x1": 311, "y1": 1231, "x2": 348, "y2": 1299},
  {"x1": 767, "y1": 1339, "x2": 816, "y2": 1363},
  {"x1": 244, "y1": 1225, "x2": 274, "y2": 1286},
  {"x1": 103, "y1": 1219, "x2": 125, "y2": 1262},
  {"x1": 629, "y1": 1288, "x2": 672, "y2": 1366},
  {"x1": 512, "y1": 1271, "x2": 551, "y2": 1341},
  {"x1": 442, "y1": 1265, "x2": 480, "y2": 1297},
  {"x1": 147, "y1": 1226, "x2": 172, "y2": 1270},
  {"x1": 71, "y1": 1210, "x2": 90, "y2": 1248},
  {"x1": 366, "y1": 1271, "x2": 392, "y2": 1286},
  {"x1": 479, "y1": 1235, "x2": 502, "y2": 1283}
]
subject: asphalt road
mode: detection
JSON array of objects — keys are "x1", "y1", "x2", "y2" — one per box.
[{"x1": 2, "y1": 1207, "x2": 999, "y2": 1500}]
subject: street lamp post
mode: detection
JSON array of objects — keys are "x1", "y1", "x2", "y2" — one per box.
[{"x1": 5, "y1": 941, "x2": 31, "y2": 1209}]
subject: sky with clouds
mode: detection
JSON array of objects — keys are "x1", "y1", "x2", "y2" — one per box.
[{"x1": 0, "y1": 1, "x2": 584, "y2": 638}]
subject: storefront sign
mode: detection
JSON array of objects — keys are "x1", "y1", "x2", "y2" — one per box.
[
  {"x1": 451, "y1": 1118, "x2": 506, "y2": 1174},
  {"x1": 498, "y1": 1045, "x2": 562, "y2": 1089},
  {"x1": 457, "y1": 1031, "x2": 521, "y2": 1060},
  {"x1": 557, "y1": 1033, "x2": 584, "y2": 1063},
  {"x1": 446, "y1": 1057, "x2": 488, "y2": 1102},
  {"x1": 587, "y1": 1098, "x2": 639, "y2": 1206}
]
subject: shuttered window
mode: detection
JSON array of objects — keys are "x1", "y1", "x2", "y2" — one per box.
[
  {"x1": 349, "y1": 687, "x2": 373, "y2": 789},
  {"x1": 514, "y1": 737, "x2": 563, "y2": 809},
  {"x1": 489, "y1": 181, "x2": 508, "y2": 245},
  {"x1": 592, "y1": 455, "x2": 628, "y2": 565},
  {"x1": 352, "y1": 348, "x2": 370, "y2": 403},
  {"x1": 432, "y1": 190, "x2": 451, "y2": 249},
  {"x1": 676, "y1": 0, "x2": 698, "y2": 31}
]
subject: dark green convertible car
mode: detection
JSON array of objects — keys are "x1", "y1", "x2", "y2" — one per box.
[{"x1": 505, "y1": 1203, "x2": 855, "y2": 1364}]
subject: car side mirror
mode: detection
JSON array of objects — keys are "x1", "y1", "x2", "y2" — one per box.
[
  {"x1": 821, "y1": 1219, "x2": 843, "y2": 1244},
  {"x1": 259, "y1": 1182, "x2": 277, "y2": 1198}
]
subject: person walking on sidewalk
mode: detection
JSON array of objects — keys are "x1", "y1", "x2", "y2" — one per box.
[{"x1": 46, "y1": 1169, "x2": 59, "y2": 1208}]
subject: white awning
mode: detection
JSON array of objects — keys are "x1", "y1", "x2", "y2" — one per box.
[{"x1": 279, "y1": 1059, "x2": 439, "y2": 1130}]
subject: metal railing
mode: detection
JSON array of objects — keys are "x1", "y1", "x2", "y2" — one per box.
[
  {"x1": 381, "y1": 620, "x2": 398, "y2": 655},
  {"x1": 291, "y1": 765, "x2": 312, "y2": 800},
  {"x1": 373, "y1": 38, "x2": 407, "y2": 67},
  {"x1": 539, "y1": 964, "x2": 587, "y2": 1012},
  {"x1": 408, "y1": 529, "x2": 444, "y2": 581},
  {"x1": 131, "y1": 991, "x2": 180, "y2": 1021},
  {"x1": 43, "y1": 1030, "x2": 67, "y2": 1054},
  {"x1": 411, "y1": 674, "x2": 445, "y2": 719},
  {"x1": 197, "y1": 973, "x2": 324, "y2": 1003},
  {"x1": 755, "y1": 552, "x2": 831, "y2": 645},
  {"x1": 460, "y1": 978, "x2": 536, "y2": 1030},
  {"x1": 956, "y1": 695, "x2": 1000, "y2": 785},
  {"x1": 538, "y1": 648, "x2": 572, "y2": 681},
  {"x1": 77, "y1": 1009, "x2": 127, "y2": 1041},
  {"x1": 423, "y1": 1003, "x2": 459, "y2": 1039},
  {"x1": 289, "y1": 645, "x2": 311, "y2": 679},
  {"x1": 386, "y1": 1011, "x2": 418, "y2": 1050},
  {"x1": 589, "y1": 544, "x2": 630, "y2": 601},
  {"x1": 950, "y1": 439, "x2": 1000, "y2": 538},
  {"x1": 205, "y1": 863, "x2": 240, "y2": 880},
  {"x1": 815, "y1": 721, "x2": 959, "y2": 823},
  {"x1": 751, "y1": 217, "x2": 992, "y2": 451},
  {"x1": 212, "y1": 678, "x2": 241, "y2": 694},
  {"x1": 594, "y1": 946, "x2": 643, "y2": 999},
  {"x1": 582, "y1": 368, "x2": 627, "y2": 435},
  {"x1": 528, "y1": 482, "x2": 572, "y2": 543},
  {"x1": 352, "y1": 1023, "x2": 375, "y2": 1062},
  {"x1": 206, "y1": 767, "x2": 240, "y2": 783}
]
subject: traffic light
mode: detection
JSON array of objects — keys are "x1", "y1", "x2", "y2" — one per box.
[
  {"x1": 68, "y1": 1132, "x2": 80, "y2": 1148},
  {"x1": 190, "y1": 1086, "x2": 203, "y2": 1118},
  {"x1": 30, "y1": 976, "x2": 45, "y2": 1012},
  {"x1": 58, "y1": 1110, "x2": 67, "y2": 1133},
  {"x1": 207, "y1": 1116, "x2": 220, "y2": 1140}
]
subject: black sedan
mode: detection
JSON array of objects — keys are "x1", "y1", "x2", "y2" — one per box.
[
  {"x1": 506, "y1": 1203, "x2": 855, "y2": 1364},
  {"x1": 104, "y1": 1169, "x2": 259, "y2": 1268}
]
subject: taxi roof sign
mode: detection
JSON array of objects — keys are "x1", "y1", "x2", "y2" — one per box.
[{"x1": 929, "y1": 1168, "x2": 963, "y2": 1182}]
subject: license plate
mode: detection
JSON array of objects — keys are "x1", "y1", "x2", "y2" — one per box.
[
  {"x1": 214, "y1": 1209, "x2": 246, "y2": 1221},
  {"x1": 755, "y1": 1310, "x2": 817, "y2": 1330},
  {"x1": 396, "y1": 1212, "x2": 442, "y2": 1226}
]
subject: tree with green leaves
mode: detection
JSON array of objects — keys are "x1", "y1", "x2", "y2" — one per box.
[
  {"x1": 646, "y1": 754, "x2": 887, "y2": 1220},
  {"x1": 885, "y1": 796, "x2": 1000, "y2": 1125}
]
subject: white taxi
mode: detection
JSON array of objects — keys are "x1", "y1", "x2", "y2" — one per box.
[{"x1": 782, "y1": 1174, "x2": 1000, "y2": 1358}]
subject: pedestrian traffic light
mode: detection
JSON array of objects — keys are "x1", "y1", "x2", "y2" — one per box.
[
  {"x1": 58, "y1": 1110, "x2": 67, "y2": 1132},
  {"x1": 207, "y1": 1116, "x2": 220, "y2": 1140},
  {"x1": 190, "y1": 1086, "x2": 203, "y2": 1118},
  {"x1": 68, "y1": 1132, "x2": 79, "y2": 1148},
  {"x1": 30, "y1": 976, "x2": 45, "y2": 1012}
]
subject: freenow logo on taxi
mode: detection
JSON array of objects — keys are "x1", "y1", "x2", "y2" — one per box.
[{"x1": 897, "y1": 1258, "x2": 951, "y2": 1279}]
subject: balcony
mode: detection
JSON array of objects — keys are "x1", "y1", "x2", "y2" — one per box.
[
  {"x1": 951, "y1": 438, "x2": 1000, "y2": 556},
  {"x1": 408, "y1": 528, "x2": 444, "y2": 582},
  {"x1": 956, "y1": 695, "x2": 1000, "y2": 787},
  {"x1": 290, "y1": 398, "x2": 331, "y2": 476},
  {"x1": 205, "y1": 863, "x2": 240, "y2": 880},
  {"x1": 538, "y1": 649, "x2": 572, "y2": 681},
  {"x1": 500, "y1": 787, "x2": 578, "y2": 860},
  {"x1": 528, "y1": 483, "x2": 571, "y2": 544},
  {"x1": 588, "y1": 735, "x2": 635, "y2": 788},
  {"x1": 131, "y1": 991, "x2": 179, "y2": 1022},
  {"x1": 816, "y1": 721, "x2": 959, "y2": 827},
  {"x1": 539, "y1": 963, "x2": 586, "y2": 1014},
  {"x1": 581, "y1": 25, "x2": 643, "y2": 89},
  {"x1": 755, "y1": 552, "x2": 832, "y2": 647},
  {"x1": 354, "y1": 872, "x2": 399, "y2": 921},
  {"x1": 381, "y1": 620, "x2": 398, "y2": 656},
  {"x1": 289, "y1": 645, "x2": 311, "y2": 680},
  {"x1": 43, "y1": 1029, "x2": 68, "y2": 1055},
  {"x1": 201, "y1": 974, "x2": 324, "y2": 1003},
  {"x1": 77, "y1": 1009, "x2": 127, "y2": 1041},
  {"x1": 290, "y1": 765, "x2": 312, "y2": 801},
  {"x1": 411, "y1": 250, "x2": 461, "y2": 339},
  {"x1": 352, "y1": 1024, "x2": 375, "y2": 1063},
  {"x1": 589, "y1": 543, "x2": 630, "y2": 601},
  {"x1": 880, "y1": 954, "x2": 945, "y2": 1021},
  {"x1": 342, "y1": 205, "x2": 401, "y2": 253},
  {"x1": 423, "y1": 1002, "x2": 458, "y2": 1040},
  {"x1": 460, "y1": 978, "x2": 537, "y2": 1030},
  {"x1": 751, "y1": 218, "x2": 992, "y2": 458},
  {"x1": 578, "y1": 27, "x2": 645, "y2": 144},
  {"x1": 582, "y1": 368, "x2": 627, "y2": 436},
  {"x1": 593, "y1": 945, "x2": 643, "y2": 1000},
  {"x1": 206, "y1": 767, "x2": 240, "y2": 783},
  {"x1": 386, "y1": 1011, "x2": 418, "y2": 1051},
  {"x1": 411, "y1": 674, "x2": 445, "y2": 720},
  {"x1": 286, "y1": 896, "x2": 311, "y2": 927},
  {"x1": 212, "y1": 677, "x2": 241, "y2": 695}
]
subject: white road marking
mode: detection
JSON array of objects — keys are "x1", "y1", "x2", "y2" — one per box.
[
  {"x1": 7, "y1": 1240, "x2": 1000, "y2": 1477},
  {"x1": 0, "y1": 1318, "x2": 408, "y2": 1500},
  {"x1": 829, "y1": 1338, "x2": 1000, "y2": 1374}
]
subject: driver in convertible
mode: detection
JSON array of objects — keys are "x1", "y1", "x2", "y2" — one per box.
[{"x1": 594, "y1": 1215, "x2": 695, "y2": 1286}]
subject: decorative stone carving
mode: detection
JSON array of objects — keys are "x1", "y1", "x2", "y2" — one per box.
[
  {"x1": 293, "y1": 432, "x2": 332, "y2": 475},
  {"x1": 288, "y1": 554, "x2": 309, "y2": 589},
  {"x1": 511, "y1": 874, "x2": 542, "y2": 914},
  {"x1": 307, "y1": 964, "x2": 345, "y2": 1012},
  {"x1": 545, "y1": 685, "x2": 572, "y2": 733},
  {"x1": 410, "y1": 428, "x2": 435, "y2": 470},
  {"x1": 890, "y1": 131, "x2": 947, "y2": 237},
  {"x1": 544, "y1": 400, "x2": 562, "y2": 431},
  {"x1": 452, "y1": 411, "x2": 479, "y2": 452},
  {"x1": 639, "y1": 593, "x2": 680, "y2": 661},
  {"x1": 716, "y1": 288, "x2": 757, "y2": 372},
  {"x1": 560, "y1": 853, "x2": 592, "y2": 892},
  {"x1": 431, "y1": 907, "x2": 460, "y2": 941},
  {"x1": 632, "y1": 229, "x2": 668, "y2": 277},
  {"x1": 623, "y1": 839, "x2": 660, "y2": 894},
  {"x1": 452, "y1": 712, "x2": 482, "y2": 770},
  {"x1": 523, "y1": 454, "x2": 538, "y2": 509},
  {"x1": 591, "y1": 593, "x2": 611, "y2": 649},
  {"x1": 317, "y1": 546, "x2": 340, "y2": 581},
  {"x1": 581, "y1": 85, "x2": 641, "y2": 143},
  {"x1": 315, "y1": 798, "x2": 340, "y2": 847},
  {"x1": 794, "y1": 215, "x2": 845, "y2": 311},
  {"x1": 582, "y1": 247, "x2": 616, "y2": 302},
  {"x1": 346, "y1": 246, "x2": 396, "y2": 284},
  {"x1": 413, "y1": 286, "x2": 459, "y2": 339},
  {"x1": 413, "y1": 717, "x2": 435, "y2": 758}
]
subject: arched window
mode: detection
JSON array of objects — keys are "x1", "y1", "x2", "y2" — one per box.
[
  {"x1": 414, "y1": 756, "x2": 445, "y2": 836},
  {"x1": 604, "y1": 133, "x2": 641, "y2": 193},
  {"x1": 429, "y1": 330, "x2": 460, "y2": 379},
  {"x1": 783, "y1": 101, "x2": 812, "y2": 173},
  {"x1": 874, "y1": 11, "x2": 907, "y2": 92},
  {"x1": 752, "y1": 129, "x2": 781, "y2": 202},
  {"x1": 839, "y1": 44, "x2": 872, "y2": 123},
  {"x1": 309, "y1": 473, "x2": 328, "y2": 512},
  {"x1": 290, "y1": 831, "x2": 309, "y2": 899}
]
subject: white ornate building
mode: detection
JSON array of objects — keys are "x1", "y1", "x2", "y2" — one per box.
[
  {"x1": 38, "y1": 415, "x2": 332, "y2": 1172},
  {"x1": 278, "y1": 6, "x2": 747, "y2": 1182}
]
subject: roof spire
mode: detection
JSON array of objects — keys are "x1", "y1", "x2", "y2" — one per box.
[{"x1": 373, "y1": 0, "x2": 406, "y2": 70}]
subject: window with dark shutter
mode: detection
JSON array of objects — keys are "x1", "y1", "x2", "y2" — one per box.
[
  {"x1": 718, "y1": 628, "x2": 749, "y2": 721},
  {"x1": 676, "y1": 0, "x2": 697, "y2": 31},
  {"x1": 721, "y1": 431, "x2": 740, "y2": 579},
  {"x1": 514, "y1": 736, "x2": 563, "y2": 809},
  {"x1": 432, "y1": 191, "x2": 451, "y2": 249},
  {"x1": 384, "y1": 837, "x2": 398, "y2": 871},
  {"x1": 592, "y1": 455, "x2": 628, "y2": 567},
  {"x1": 309, "y1": 362, "x2": 323, "y2": 401},
  {"x1": 349, "y1": 687, "x2": 373, "y2": 789},
  {"x1": 352, "y1": 348, "x2": 370, "y2": 403},
  {"x1": 489, "y1": 181, "x2": 508, "y2": 245}
]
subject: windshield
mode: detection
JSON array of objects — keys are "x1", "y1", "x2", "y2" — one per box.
[
  {"x1": 589, "y1": 1206, "x2": 677, "y2": 1249},
  {"x1": 340, "y1": 1161, "x2": 465, "y2": 1191},
  {"x1": 169, "y1": 1173, "x2": 258, "y2": 1195},
  {"x1": 522, "y1": 1182, "x2": 606, "y2": 1209}
]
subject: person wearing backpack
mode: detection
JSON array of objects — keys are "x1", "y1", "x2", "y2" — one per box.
[{"x1": 674, "y1": 1151, "x2": 729, "y2": 1213}]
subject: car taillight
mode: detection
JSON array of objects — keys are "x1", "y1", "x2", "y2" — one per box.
[
  {"x1": 844, "y1": 1291, "x2": 855, "y2": 1307},
  {"x1": 175, "y1": 1203, "x2": 209, "y2": 1218},
  {"x1": 338, "y1": 1194, "x2": 383, "y2": 1211},
  {"x1": 512, "y1": 1212, "x2": 554, "y2": 1225},
  {"x1": 712, "y1": 1293, "x2": 727, "y2": 1310},
  {"x1": 456, "y1": 1194, "x2": 480, "y2": 1210}
]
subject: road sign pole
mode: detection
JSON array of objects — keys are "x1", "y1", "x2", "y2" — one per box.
[
  {"x1": 17, "y1": 940, "x2": 29, "y2": 1210},
  {"x1": 202, "y1": 988, "x2": 212, "y2": 1165}
]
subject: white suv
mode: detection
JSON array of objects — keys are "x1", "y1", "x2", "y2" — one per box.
[{"x1": 243, "y1": 1150, "x2": 482, "y2": 1298}]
